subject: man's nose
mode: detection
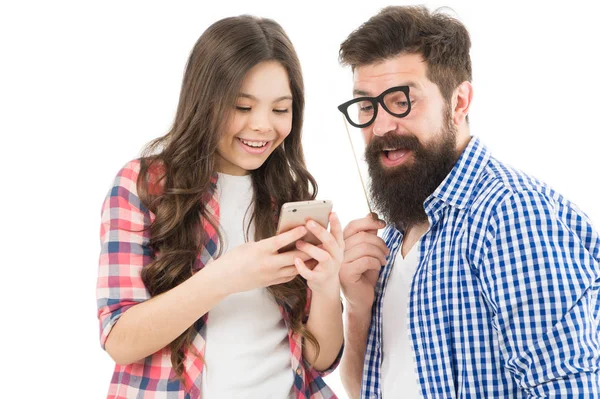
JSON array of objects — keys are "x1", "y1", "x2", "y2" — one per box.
[{"x1": 371, "y1": 103, "x2": 396, "y2": 137}]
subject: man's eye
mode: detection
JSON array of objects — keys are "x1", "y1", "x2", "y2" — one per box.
[{"x1": 359, "y1": 104, "x2": 374, "y2": 113}]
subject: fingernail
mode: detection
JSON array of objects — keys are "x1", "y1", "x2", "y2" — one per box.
[
  {"x1": 296, "y1": 240, "x2": 305, "y2": 247},
  {"x1": 307, "y1": 221, "x2": 317, "y2": 228}
]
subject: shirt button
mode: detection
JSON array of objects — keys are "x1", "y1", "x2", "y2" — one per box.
[{"x1": 296, "y1": 366, "x2": 302, "y2": 375}]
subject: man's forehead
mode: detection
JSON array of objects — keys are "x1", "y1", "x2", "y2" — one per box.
[
  {"x1": 355, "y1": 53, "x2": 426, "y2": 74},
  {"x1": 352, "y1": 54, "x2": 427, "y2": 94}
]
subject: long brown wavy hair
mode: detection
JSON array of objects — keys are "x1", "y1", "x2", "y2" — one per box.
[{"x1": 135, "y1": 15, "x2": 319, "y2": 381}]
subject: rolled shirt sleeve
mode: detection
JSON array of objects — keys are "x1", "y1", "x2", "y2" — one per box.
[{"x1": 96, "y1": 161, "x2": 153, "y2": 348}]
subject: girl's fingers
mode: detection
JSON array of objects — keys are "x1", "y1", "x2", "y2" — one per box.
[
  {"x1": 304, "y1": 259, "x2": 319, "y2": 270},
  {"x1": 296, "y1": 240, "x2": 331, "y2": 263},
  {"x1": 329, "y1": 212, "x2": 345, "y2": 249},
  {"x1": 277, "y1": 265, "x2": 300, "y2": 279},
  {"x1": 294, "y1": 257, "x2": 315, "y2": 281},
  {"x1": 270, "y1": 274, "x2": 298, "y2": 286},
  {"x1": 268, "y1": 226, "x2": 308, "y2": 252},
  {"x1": 305, "y1": 219, "x2": 339, "y2": 256},
  {"x1": 272, "y1": 249, "x2": 312, "y2": 267}
]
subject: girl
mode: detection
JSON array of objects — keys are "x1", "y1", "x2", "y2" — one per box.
[{"x1": 96, "y1": 15, "x2": 344, "y2": 399}]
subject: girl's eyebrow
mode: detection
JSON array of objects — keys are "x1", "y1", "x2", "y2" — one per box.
[{"x1": 238, "y1": 93, "x2": 293, "y2": 102}]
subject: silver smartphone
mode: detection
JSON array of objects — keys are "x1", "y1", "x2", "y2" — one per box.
[{"x1": 275, "y1": 199, "x2": 333, "y2": 252}]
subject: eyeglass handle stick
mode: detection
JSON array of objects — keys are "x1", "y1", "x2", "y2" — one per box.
[{"x1": 341, "y1": 115, "x2": 373, "y2": 215}]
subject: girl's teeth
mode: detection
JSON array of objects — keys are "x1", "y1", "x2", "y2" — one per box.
[{"x1": 241, "y1": 139, "x2": 267, "y2": 147}]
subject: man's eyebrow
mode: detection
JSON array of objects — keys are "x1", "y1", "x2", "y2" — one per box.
[
  {"x1": 238, "y1": 93, "x2": 293, "y2": 102},
  {"x1": 353, "y1": 89, "x2": 371, "y2": 97},
  {"x1": 353, "y1": 83, "x2": 419, "y2": 97}
]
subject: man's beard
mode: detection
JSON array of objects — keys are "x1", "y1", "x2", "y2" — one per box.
[{"x1": 365, "y1": 108, "x2": 459, "y2": 230}]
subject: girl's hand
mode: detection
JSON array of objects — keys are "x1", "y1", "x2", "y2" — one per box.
[
  {"x1": 294, "y1": 212, "x2": 344, "y2": 298},
  {"x1": 213, "y1": 226, "x2": 313, "y2": 295}
]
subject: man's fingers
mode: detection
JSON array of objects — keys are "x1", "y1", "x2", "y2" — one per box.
[
  {"x1": 345, "y1": 231, "x2": 389, "y2": 256},
  {"x1": 344, "y1": 242, "x2": 388, "y2": 266},
  {"x1": 343, "y1": 256, "x2": 384, "y2": 275},
  {"x1": 343, "y1": 215, "x2": 386, "y2": 240}
]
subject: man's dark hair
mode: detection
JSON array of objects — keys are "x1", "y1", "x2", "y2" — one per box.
[{"x1": 339, "y1": 6, "x2": 472, "y2": 103}]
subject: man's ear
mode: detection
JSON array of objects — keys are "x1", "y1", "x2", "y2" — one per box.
[{"x1": 452, "y1": 81, "x2": 473, "y2": 126}]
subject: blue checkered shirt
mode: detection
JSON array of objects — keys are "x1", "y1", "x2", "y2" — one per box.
[{"x1": 361, "y1": 137, "x2": 600, "y2": 398}]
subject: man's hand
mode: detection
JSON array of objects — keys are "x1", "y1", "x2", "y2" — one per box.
[{"x1": 340, "y1": 213, "x2": 389, "y2": 313}]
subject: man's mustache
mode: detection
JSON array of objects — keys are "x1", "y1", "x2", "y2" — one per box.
[{"x1": 366, "y1": 133, "x2": 421, "y2": 157}]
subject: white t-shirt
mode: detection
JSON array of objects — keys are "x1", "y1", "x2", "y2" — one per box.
[
  {"x1": 201, "y1": 173, "x2": 294, "y2": 399},
  {"x1": 381, "y1": 242, "x2": 421, "y2": 398}
]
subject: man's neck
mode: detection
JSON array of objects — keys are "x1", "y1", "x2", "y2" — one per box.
[{"x1": 401, "y1": 221, "x2": 429, "y2": 258}]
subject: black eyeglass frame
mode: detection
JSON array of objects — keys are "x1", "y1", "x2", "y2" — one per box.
[{"x1": 337, "y1": 85, "x2": 412, "y2": 128}]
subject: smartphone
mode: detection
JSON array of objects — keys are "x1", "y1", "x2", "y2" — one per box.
[{"x1": 275, "y1": 199, "x2": 333, "y2": 253}]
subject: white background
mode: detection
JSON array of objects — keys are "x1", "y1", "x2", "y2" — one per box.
[{"x1": 1, "y1": 1, "x2": 598, "y2": 398}]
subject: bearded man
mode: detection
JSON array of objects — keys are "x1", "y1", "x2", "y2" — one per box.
[{"x1": 336, "y1": 6, "x2": 600, "y2": 399}]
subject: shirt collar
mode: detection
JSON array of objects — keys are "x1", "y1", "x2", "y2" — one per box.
[{"x1": 424, "y1": 136, "x2": 491, "y2": 214}]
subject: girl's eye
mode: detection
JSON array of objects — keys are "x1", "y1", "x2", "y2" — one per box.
[
  {"x1": 274, "y1": 109, "x2": 290, "y2": 114},
  {"x1": 236, "y1": 106, "x2": 251, "y2": 112}
]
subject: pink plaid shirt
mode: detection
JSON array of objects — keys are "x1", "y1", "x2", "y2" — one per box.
[{"x1": 97, "y1": 160, "x2": 341, "y2": 398}]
